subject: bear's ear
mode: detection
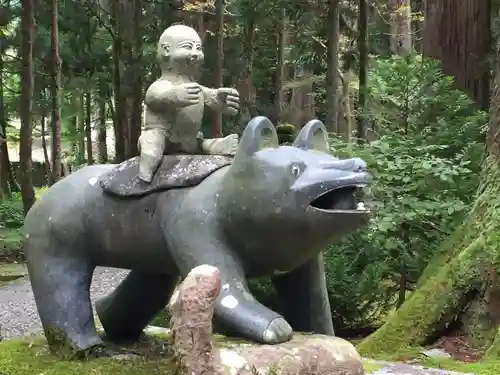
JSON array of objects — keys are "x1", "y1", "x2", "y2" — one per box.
[
  {"x1": 234, "y1": 116, "x2": 279, "y2": 160},
  {"x1": 293, "y1": 119, "x2": 330, "y2": 153}
]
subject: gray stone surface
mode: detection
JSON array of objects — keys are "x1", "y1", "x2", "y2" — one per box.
[
  {"x1": 421, "y1": 348, "x2": 452, "y2": 359},
  {"x1": 0, "y1": 267, "x2": 128, "y2": 338}
]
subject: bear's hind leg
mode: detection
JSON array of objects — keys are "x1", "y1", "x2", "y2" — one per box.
[
  {"x1": 271, "y1": 253, "x2": 335, "y2": 335},
  {"x1": 27, "y1": 253, "x2": 102, "y2": 354},
  {"x1": 95, "y1": 271, "x2": 179, "y2": 343}
]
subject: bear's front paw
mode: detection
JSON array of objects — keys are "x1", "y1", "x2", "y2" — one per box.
[{"x1": 262, "y1": 317, "x2": 293, "y2": 344}]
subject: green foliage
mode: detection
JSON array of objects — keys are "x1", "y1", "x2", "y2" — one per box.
[
  {"x1": 1, "y1": 0, "x2": 489, "y2": 337},
  {"x1": 321, "y1": 54, "x2": 486, "y2": 328},
  {"x1": 0, "y1": 187, "x2": 47, "y2": 230},
  {"x1": 327, "y1": 134, "x2": 473, "y2": 320},
  {"x1": 275, "y1": 123, "x2": 296, "y2": 144},
  {"x1": 365, "y1": 53, "x2": 487, "y2": 186},
  {"x1": 245, "y1": 54, "x2": 487, "y2": 331},
  {"x1": 0, "y1": 193, "x2": 24, "y2": 228}
]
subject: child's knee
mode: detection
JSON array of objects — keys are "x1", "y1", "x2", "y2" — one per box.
[{"x1": 139, "y1": 132, "x2": 165, "y2": 157}]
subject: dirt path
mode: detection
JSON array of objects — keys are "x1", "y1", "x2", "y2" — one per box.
[{"x1": 0, "y1": 267, "x2": 128, "y2": 338}]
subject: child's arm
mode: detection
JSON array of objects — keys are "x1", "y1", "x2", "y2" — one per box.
[
  {"x1": 201, "y1": 86, "x2": 239, "y2": 116},
  {"x1": 144, "y1": 80, "x2": 176, "y2": 112},
  {"x1": 146, "y1": 80, "x2": 201, "y2": 112}
]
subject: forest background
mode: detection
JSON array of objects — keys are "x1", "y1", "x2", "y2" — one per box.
[{"x1": 0, "y1": 0, "x2": 496, "y2": 354}]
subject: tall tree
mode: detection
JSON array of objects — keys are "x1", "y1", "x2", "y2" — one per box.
[
  {"x1": 389, "y1": 0, "x2": 412, "y2": 54},
  {"x1": 49, "y1": 0, "x2": 62, "y2": 182},
  {"x1": 77, "y1": 94, "x2": 85, "y2": 164},
  {"x1": 85, "y1": 91, "x2": 93, "y2": 164},
  {"x1": 19, "y1": 0, "x2": 36, "y2": 214},
  {"x1": 273, "y1": 8, "x2": 287, "y2": 125},
  {"x1": 212, "y1": 0, "x2": 224, "y2": 137},
  {"x1": 109, "y1": 0, "x2": 143, "y2": 160},
  {"x1": 97, "y1": 78, "x2": 108, "y2": 163},
  {"x1": 0, "y1": 29, "x2": 9, "y2": 198},
  {"x1": 357, "y1": 0, "x2": 368, "y2": 141},
  {"x1": 325, "y1": 0, "x2": 340, "y2": 132},
  {"x1": 128, "y1": 0, "x2": 143, "y2": 158},
  {"x1": 235, "y1": 0, "x2": 257, "y2": 129},
  {"x1": 358, "y1": 3, "x2": 499, "y2": 357},
  {"x1": 109, "y1": 0, "x2": 125, "y2": 161},
  {"x1": 423, "y1": 0, "x2": 490, "y2": 110}
]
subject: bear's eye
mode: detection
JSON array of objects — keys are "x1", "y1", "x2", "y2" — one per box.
[{"x1": 291, "y1": 164, "x2": 301, "y2": 177}]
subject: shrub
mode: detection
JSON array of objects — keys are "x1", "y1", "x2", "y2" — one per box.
[
  {"x1": 0, "y1": 193, "x2": 24, "y2": 229},
  {"x1": 251, "y1": 54, "x2": 486, "y2": 331},
  {"x1": 321, "y1": 53, "x2": 486, "y2": 329}
]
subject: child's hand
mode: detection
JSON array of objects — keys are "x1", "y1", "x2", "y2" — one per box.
[
  {"x1": 216, "y1": 88, "x2": 240, "y2": 115},
  {"x1": 174, "y1": 83, "x2": 201, "y2": 106}
]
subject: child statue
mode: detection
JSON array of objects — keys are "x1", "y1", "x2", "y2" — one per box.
[{"x1": 138, "y1": 24, "x2": 241, "y2": 183}]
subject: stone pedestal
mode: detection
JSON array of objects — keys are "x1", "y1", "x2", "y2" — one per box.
[{"x1": 168, "y1": 264, "x2": 365, "y2": 375}]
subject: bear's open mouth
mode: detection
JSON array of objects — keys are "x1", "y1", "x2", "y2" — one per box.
[{"x1": 309, "y1": 185, "x2": 368, "y2": 212}]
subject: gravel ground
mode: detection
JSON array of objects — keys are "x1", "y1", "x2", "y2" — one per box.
[{"x1": 0, "y1": 267, "x2": 129, "y2": 338}]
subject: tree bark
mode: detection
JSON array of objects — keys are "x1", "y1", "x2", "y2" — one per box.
[
  {"x1": 389, "y1": 0, "x2": 412, "y2": 55},
  {"x1": 423, "y1": 0, "x2": 490, "y2": 110},
  {"x1": 1, "y1": 28, "x2": 17, "y2": 194},
  {"x1": 128, "y1": 0, "x2": 143, "y2": 158},
  {"x1": 77, "y1": 94, "x2": 85, "y2": 164},
  {"x1": 272, "y1": 8, "x2": 286, "y2": 125},
  {"x1": 49, "y1": 0, "x2": 61, "y2": 182},
  {"x1": 98, "y1": 100, "x2": 108, "y2": 163},
  {"x1": 289, "y1": 65, "x2": 315, "y2": 127},
  {"x1": 0, "y1": 32, "x2": 9, "y2": 199},
  {"x1": 411, "y1": 0, "x2": 424, "y2": 53},
  {"x1": 110, "y1": 0, "x2": 142, "y2": 160},
  {"x1": 325, "y1": 0, "x2": 340, "y2": 132},
  {"x1": 40, "y1": 108, "x2": 53, "y2": 185},
  {"x1": 357, "y1": 0, "x2": 368, "y2": 141},
  {"x1": 212, "y1": 0, "x2": 224, "y2": 137},
  {"x1": 19, "y1": 0, "x2": 36, "y2": 214},
  {"x1": 110, "y1": 0, "x2": 125, "y2": 162},
  {"x1": 236, "y1": 12, "x2": 257, "y2": 130},
  {"x1": 85, "y1": 91, "x2": 93, "y2": 164},
  {"x1": 358, "y1": 9, "x2": 498, "y2": 356}
]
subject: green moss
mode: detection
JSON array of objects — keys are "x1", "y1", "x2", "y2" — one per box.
[
  {"x1": 484, "y1": 327, "x2": 500, "y2": 359},
  {"x1": 0, "y1": 336, "x2": 176, "y2": 375},
  {"x1": 357, "y1": 241, "x2": 482, "y2": 356},
  {"x1": 416, "y1": 228, "x2": 469, "y2": 288},
  {"x1": 358, "y1": 156, "x2": 500, "y2": 357},
  {"x1": 460, "y1": 298, "x2": 497, "y2": 349}
]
